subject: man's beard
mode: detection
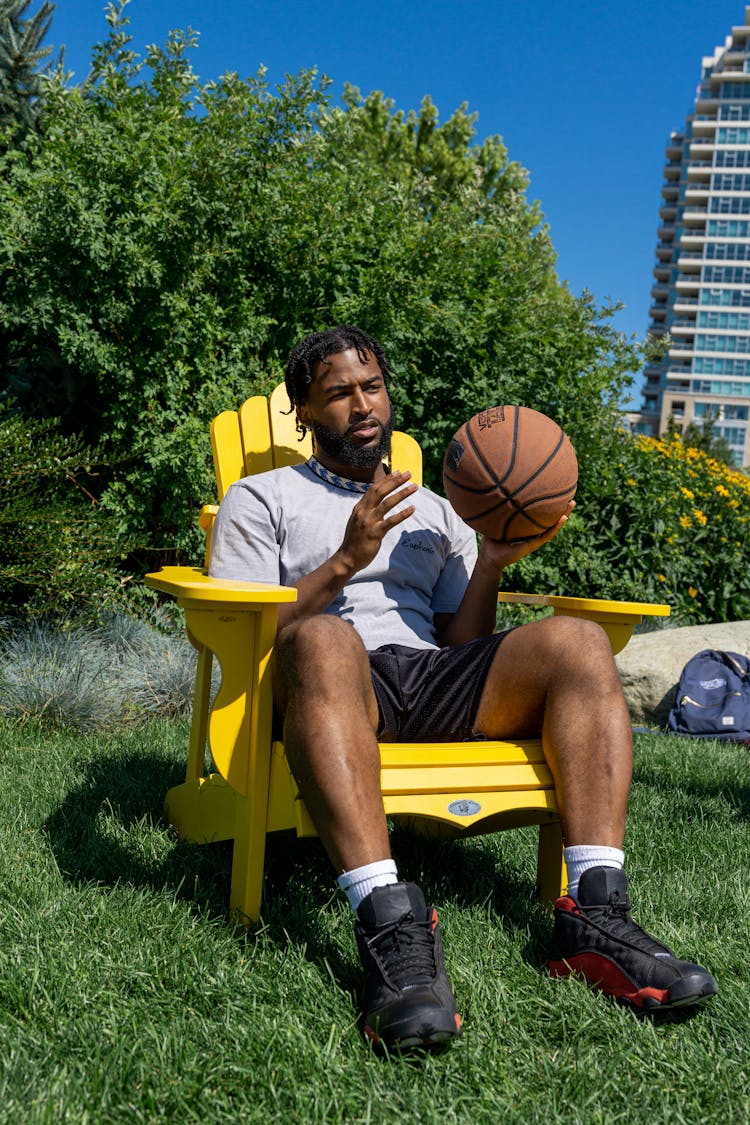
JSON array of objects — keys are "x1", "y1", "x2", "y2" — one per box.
[{"x1": 311, "y1": 409, "x2": 394, "y2": 469}]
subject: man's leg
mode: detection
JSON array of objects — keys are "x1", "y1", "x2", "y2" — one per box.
[
  {"x1": 472, "y1": 614, "x2": 717, "y2": 1010},
  {"x1": 273, "y1": 614, "x2": 388, "y2": 873},
  {"x1": 273, "y1": 614, "x2": 461, "y2": 1047},
  {"x1": 473, "y1": 614, "x2": 632, "y2": 849}
]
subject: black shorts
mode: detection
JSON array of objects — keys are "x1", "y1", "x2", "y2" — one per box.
[{"x1": 368, "y1": 631, "x2": 513, "y2": 741}]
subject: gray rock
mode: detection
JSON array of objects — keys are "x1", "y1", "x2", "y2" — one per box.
[{"x1": 614, "y1": 620, "x2": 750, "y2": 728}]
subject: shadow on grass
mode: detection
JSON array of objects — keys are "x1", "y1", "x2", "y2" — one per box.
[
  {"x1": 43, "y1": 739, "x2": 552, "y2": 995},
  {"x1": 44, "y1": 746, "x2": 234, "y2": 921}
]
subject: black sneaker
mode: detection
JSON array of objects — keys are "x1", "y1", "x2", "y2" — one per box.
[
  {"x1": 548, "y1": 867, "x2": 718, "y2": 1011},
  {"x1": 355, "y1": 882, "x2": 462, "y2": 1048}
]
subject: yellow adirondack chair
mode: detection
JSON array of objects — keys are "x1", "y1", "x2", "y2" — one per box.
[{"x1": 145, "y1": 385, "x2": 670, "y2": 924}]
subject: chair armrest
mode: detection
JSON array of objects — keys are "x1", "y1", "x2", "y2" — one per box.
[
  {"x1": 145, "y1": 566, "x2": 297, "y2": 607},
  {"x1": 145, "y1": 567, "x2": 296, "y2": 795},
  {"x1": 496, "y1": 592, "x2": 670, "y2": 655},
  {"x1": 497, "y1": 591, "x2": 670, "y2": 617},
  {"x1": 199, "y1": 505, "x2": 218, "y2": 533}
]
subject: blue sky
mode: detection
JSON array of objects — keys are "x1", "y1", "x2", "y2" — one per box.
[{"x1": 47, "y1": 1, "x2": 749, "y2": 402}]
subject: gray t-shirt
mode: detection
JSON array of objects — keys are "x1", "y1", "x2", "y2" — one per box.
[{"x1": 208, "y1": 462, "x2": 477, "y2": 651}]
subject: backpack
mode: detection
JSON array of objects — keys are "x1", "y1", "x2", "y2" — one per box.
[{"x1": 667, "y1": 649, "x2": 750, "y2": 743}]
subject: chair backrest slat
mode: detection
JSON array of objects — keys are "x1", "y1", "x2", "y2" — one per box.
[{"x1": 210, "y1": 384, "x2": 424, "y2": 493}]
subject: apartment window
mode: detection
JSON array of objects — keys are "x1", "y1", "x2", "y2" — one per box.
[
  {"x1": 715, "y1": 150, "x2": 750, "y2": 167},
  {"x1": 706, "y1": 218, "x2": 750, "y2": 235},
  {"x1": 705, "y1": 243, "x2": 750, "y2": 261},
  {"x1": 712, "y1": 172, "x2": 750, "y2": 190},
  {"x1": 710, "y1": 197, "x2": 750, "y2": 215},
  {"x1": 703, "y1": 265, "x2": 750, "y2": 284},
  {"x1": 717, "y1": 126, "x2": 750, "y2": 142},
  {"x1": 719, "y1": 103, "x2": 750, "y2": 120},
  {"x1": 691, "y1": 379, "x2": 750, "y2": 396},
  {"x1": 695, "y1": 334, "x2": 750, "y2": 353}
]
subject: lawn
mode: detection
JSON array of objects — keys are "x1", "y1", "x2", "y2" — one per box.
[{"x1": 0, "y1": 720, "x2": 747, "y2": 1123}]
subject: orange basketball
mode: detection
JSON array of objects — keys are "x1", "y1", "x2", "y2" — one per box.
[{"x1": 442, "y1": 405, "x2": 578, "y2": 541}]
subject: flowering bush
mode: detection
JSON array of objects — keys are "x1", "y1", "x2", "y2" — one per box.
[{"x1": 512, "y1": 433, "x2": 750, "y2": 626}]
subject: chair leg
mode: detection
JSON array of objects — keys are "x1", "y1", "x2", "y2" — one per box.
[
  {"x1": 536, "y1": 820, "x2": 565, "y2": 904},
  {"x1": 228, "y1": 795, "x2": 267, "y2": 926},
  {"x1": 184, "y1": 639, "x2": 214, "y2": 783}
]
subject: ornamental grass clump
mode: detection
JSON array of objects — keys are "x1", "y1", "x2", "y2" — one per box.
[
  {"x1": 0, "y1": 612, "x2": 201, "y2": 729},
  {"x1": 0, "y1": 620, "x2": 120, "y2": 730}
]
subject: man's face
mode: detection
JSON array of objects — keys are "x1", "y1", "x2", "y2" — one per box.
[{"x1": 298, "y1": 348, "x2": 394, "y2": 475}]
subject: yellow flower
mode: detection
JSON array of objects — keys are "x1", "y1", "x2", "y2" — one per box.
[
  {"x1": 679, "y1": 515, "x2": 692, "y2": 529},
  {"x1": 657, "y1": 573, "x2": 666, "y2": 582},
  {"x1": 626, "y1": 478, "x2": 636, "y2": 486},
  {"x1": 680, "y1": 486, "x2": 695, "y2": 500},
  {"x1": 693, "y1": 509, "x2": 707, "y2": 526},
  {"x1": 716, "y1": 484, "x2": 730, "y2": 497},
  {"x1": 688, "y1": 587, "x2": 698, "y2": 598}
]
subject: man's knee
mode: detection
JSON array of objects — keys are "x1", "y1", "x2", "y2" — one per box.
[
  {"x1": 275, "y1": 615, "x2": 369, "y2": 691},
  {"x1": 532, "y1": 615, "x2": 621, "y2": 685}
]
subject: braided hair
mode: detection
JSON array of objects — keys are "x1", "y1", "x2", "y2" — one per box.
[{"x1": 284, "y1": 326, "x2": 395, "y2": 440}]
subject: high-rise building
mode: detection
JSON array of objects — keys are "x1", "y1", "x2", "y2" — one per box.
[{"x1": 639, "y1": 7, "x2": 750, "y2": 467}]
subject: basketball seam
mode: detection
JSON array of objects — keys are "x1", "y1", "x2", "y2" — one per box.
[
  {"x1": 509, "y1": 429, "x2": 568, "y2": 495},
  {"x1": 463, "y1": 409, "x2": 517, "y2": 494}
]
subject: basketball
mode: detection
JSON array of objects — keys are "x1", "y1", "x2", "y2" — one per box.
[{"x1": 442, "y1": 405, "x2": 578, "y2": 541}]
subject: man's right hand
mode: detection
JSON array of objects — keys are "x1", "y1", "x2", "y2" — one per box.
[{"x1": 335, "y1": 471, "x2": 418, "y2": 575}]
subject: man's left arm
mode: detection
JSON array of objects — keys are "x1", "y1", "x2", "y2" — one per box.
[{"x1": 434, "y1": 504, "x2": 574, "y2": 648}]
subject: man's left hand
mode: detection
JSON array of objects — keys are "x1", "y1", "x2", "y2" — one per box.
[{"x1": 477, "y1": 501, "x2": 575, "y2": 576}]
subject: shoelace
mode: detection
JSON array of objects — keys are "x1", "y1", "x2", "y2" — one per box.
[
  {"x1": 366, "y1": 911, "x2": 436, "y2": 986},
  {"x1": 580, "y1": 894, "x2": 672, "y2": 955}
]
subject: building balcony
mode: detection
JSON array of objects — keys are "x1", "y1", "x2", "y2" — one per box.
[{"x1": 673, "y1": 296, "x2": 700, "y2": 308}]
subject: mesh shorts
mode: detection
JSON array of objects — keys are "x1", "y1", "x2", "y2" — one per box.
[{"x1": 368, "y1": 630, "x2": 513, "y2": 741}]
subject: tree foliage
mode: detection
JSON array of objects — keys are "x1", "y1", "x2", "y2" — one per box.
[
  {"x1": 0, "y1": 401, "x2": 127, "y2": 616},
  {"x1": 0, "y1": 0, "x2": 56, "y2": 138},
  {"x1": 0, "y1": 3, "x2": 643, "y2": 576}
]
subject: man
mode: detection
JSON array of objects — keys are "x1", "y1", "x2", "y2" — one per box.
[{"x1": 209, "y1": 325, "x2": 717, "y2": 1049}]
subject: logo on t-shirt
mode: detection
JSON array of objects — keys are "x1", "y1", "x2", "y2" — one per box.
[{"x1": 401, "y1": 535, "x2": 435, "y2": 555}]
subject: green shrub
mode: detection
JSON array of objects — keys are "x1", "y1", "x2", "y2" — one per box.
[
  {"x1": 0, "y1": 402, "x2": 127, "y2": 617},
  {"x1": 512, "y1": 431, "x2": 750, "y2": 625}
]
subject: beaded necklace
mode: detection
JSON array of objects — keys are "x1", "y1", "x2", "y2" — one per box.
[{"x1": 305, "y1": 454, "x2": 389, "y2": 494}]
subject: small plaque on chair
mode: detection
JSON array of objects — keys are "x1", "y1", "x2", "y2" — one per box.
[{"x1": 448, "y1": 799, "x2": 482, "y2": 817}]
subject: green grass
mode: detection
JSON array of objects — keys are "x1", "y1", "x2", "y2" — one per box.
[{"x1": 0, "y1": 721, "x2": 747, "y2": 1123}]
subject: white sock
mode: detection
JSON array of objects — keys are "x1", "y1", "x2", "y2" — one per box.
[
  {"x1": 564, "y1": 845, "x2": 625, "y2": 900},
  {"x1": 337, "y1": 858, "x2": 399, "y2": 912}
]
